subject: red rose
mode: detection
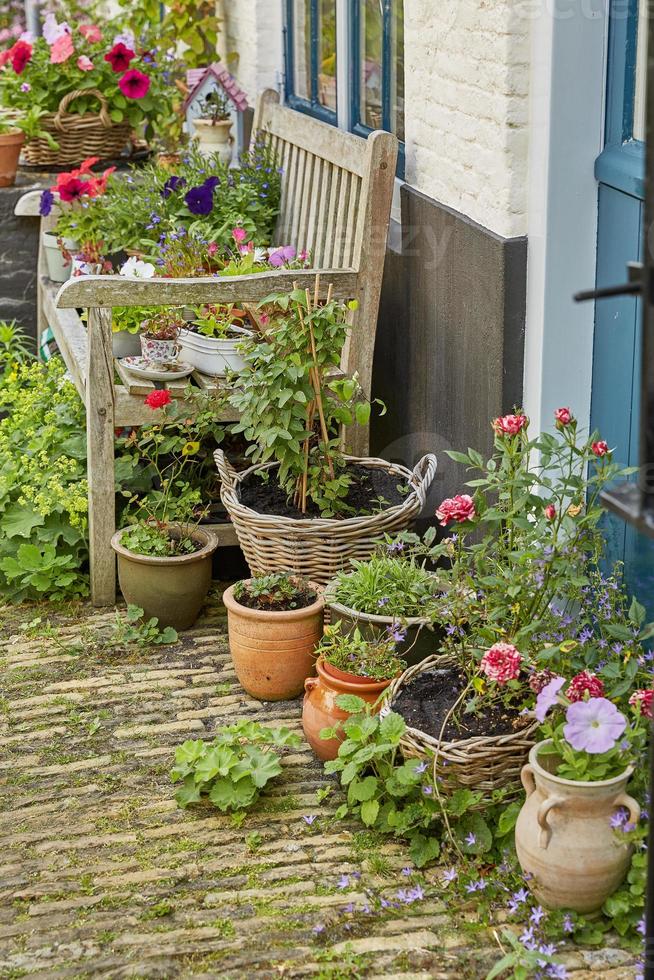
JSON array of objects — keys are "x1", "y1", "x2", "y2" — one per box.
[
  {"x1": 544, "y1": 503, "x2": 556, "y2": 521},
  {"x1": 104, "y1": 41, "x2": 134, "y2": 73},
  {"x1": 554, "y1": 407, "x2": 573, "y2": 428},
  {"x1": 118, "y1": 68, "x2": 150, "y2": 99},
  {"x1": 566, "y1": 670, "x2": 605, "y2": 703},
  {"x1": 10, "y1": 40, "x2": 32, "y2": 74},
  {"x1": 144, "y1": 389, "x2": 172, "y2": 409},
  {"x1": 435, "y1": 494, "x2": 476, "y2": 526},
  {"x1": 492, "y1": 413, "x2": 528, "y2": 437},
  {"x1": 480, "y1": 642, "x2": 523, "y2": 684},
  {"x1": 629, "y1": 689, "x2": 653, "y2": 719},
  {"x1": 592, "y1": 440, "x2": 610, "y2": 457},
  {"x1": 57, "y1": 176, "x2": 86, "y2": 202}
]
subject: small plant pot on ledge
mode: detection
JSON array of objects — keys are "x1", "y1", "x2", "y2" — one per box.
[
  {"x1": 0, "y1": 129, "x2": 24, "y2": 187},
  {"x1": 222, "y1": 581, "x2": 325, "y2": 701},
  {"x1": 43, "y1": 232, "x2": 79, "y2": 283},
  {"x1": 302, "y1": 656, "x2": 393, "y2": 761},
  {"x1": 111, "y1": 524, "x2": 218, "y2": 631}
]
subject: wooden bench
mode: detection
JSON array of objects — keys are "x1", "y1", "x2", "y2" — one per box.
[{"x1": 15, "y1": 89, "x2": 398, "y2": 607}]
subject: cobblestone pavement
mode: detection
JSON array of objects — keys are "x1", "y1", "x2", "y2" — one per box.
[{"x1": 0, "y1": 592, "x2": 639, "y2": 979}]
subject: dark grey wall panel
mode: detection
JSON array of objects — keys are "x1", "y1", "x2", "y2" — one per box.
[
  {"x1": 0, "y1": 174, "x2": 48, "y2": 345},
  {"x1": 371, "y1": 184, "x2": 527, "y2": 511}
]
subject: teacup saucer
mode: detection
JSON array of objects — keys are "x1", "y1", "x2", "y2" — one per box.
[{"x1": 120, "y1": 356, "x2": 195, "y2": 381}]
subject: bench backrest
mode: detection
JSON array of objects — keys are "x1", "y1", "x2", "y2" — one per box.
[{"x1": 253, "y1": 90, "x2": 397, "y2": 272}]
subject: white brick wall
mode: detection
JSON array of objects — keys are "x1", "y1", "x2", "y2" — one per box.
[
  {"x1": 219, "y1": 0, "x2": 530, "y2": 239},
  {"x1": 404, "y1": 0, "x2": 531, "y2": 239},
  {"x1": 217, "y1": 0, "x2": 283, "y2": 104}
]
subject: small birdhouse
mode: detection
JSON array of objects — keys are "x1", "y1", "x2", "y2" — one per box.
[{"x1": 183, "y1": 63, "x2": 249, "y2": 165}]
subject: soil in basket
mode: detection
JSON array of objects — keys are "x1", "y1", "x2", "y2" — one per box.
[
  {"x1": 239, "y1": 465, "x2": 406, "y2": 519},
  {"x1": 235, "y1": 584, "x2": 317, "y2": 612},
  {"x1": 392, "y1": 667, "x2": 529, "y2": 740}
]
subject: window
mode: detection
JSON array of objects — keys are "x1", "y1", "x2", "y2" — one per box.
[{"x1": 284, "y1": 0, "x2": 405, "y2": 175}]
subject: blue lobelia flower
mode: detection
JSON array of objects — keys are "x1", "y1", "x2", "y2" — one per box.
[{"x1": 39, "y1": 189, "x2": 54, "y2": 216}]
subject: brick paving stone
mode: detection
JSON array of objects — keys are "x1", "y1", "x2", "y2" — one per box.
[{"x1": 0, "y1": 595, "x2": 640, "y2": 979}]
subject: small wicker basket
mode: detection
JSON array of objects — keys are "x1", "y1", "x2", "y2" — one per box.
[
  {"x1": 22, "y1": 89, "x2": 132, "y2": 167},
  {"x1": 214, "y1": 449, "x2": 437, "y2": 586},
  {"x1": 385, "y1": 654, "x2": 539, "y2": 802}
]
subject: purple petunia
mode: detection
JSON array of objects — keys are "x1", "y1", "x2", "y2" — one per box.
[
  {"x1": 185, "y1": 182, "x2": 215, "y2": 216},
  {"x1": 563, "y1": 698, "x2": 626, "y2": 754},
  {"x1": 161, "y1": 175, "x2": 186, "y2": 198},
  {"x1": 535, "y1": 676, "x2": 566, "y2": 722},
  {"x1": 39, "y1": 189, "x2": 54, "y2": 217},
  {"x1": 269, "y1": 244, "x2": 297, "y2": 267}
]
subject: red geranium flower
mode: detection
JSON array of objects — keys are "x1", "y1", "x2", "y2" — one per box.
[
  {"x1": 57, "y1": 176, "x2": 86, "y2": 202},
  {"x1": 592, "y1": 440, "x2": 610, "y2": 457},
  {"x1": 144, "y1": 390, "x2": 172, "y2": 409},
  {"x1": 566, "y1": 670, "x2": 605, "y2": 703},
  {"x1": 104, "y1": 41, "x2": 134, "y2": 73},
  {"x1": 118, "y1": 68, "x2": 150, "y2": 100},
  {"x1": 10, "y1": 40, "x2": 32, "y2": 74}
]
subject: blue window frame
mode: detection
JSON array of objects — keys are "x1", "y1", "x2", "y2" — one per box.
[{"x1": 283, "y1": 0, "x2": 405, "y2": 177}]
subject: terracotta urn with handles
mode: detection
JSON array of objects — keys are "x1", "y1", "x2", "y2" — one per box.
[{"x1": 515, "y1": 740, "x2": 640, "y2": 913}]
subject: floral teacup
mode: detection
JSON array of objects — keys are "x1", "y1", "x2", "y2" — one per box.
[{"x1": 141, "y1": 335, "x2": 179, "y2": 366}]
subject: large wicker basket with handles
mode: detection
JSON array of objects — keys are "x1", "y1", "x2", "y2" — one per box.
[
  {"x1": 22, "y1": 89, "x2": 133, "y2": 167},
  {"x1": 214, "y1": 449, "x2": 437, "y2": 586},
  {"x1": 384, "y1": 654, "x2": 539, "y2": 805}
]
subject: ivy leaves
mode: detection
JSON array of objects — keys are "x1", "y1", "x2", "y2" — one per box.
[{"x1": 171, "y1": 721, "x2": 300, "y2": 813}]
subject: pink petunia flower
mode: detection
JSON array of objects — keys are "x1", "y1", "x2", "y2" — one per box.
[
  {"x1": 480, "y1": 642, "x2": 522, "y2": 685},
  {"x1": 232, "y1": 226, "x2": 248, "y2": 243},
  {"x1": 79, "y1": 24, "x2": 102, "y2": 43},
  {"x1": 118, "y1": 68, "x2": 150, "y2": 99},
  {"x1": 104, "y1": 41, "x2": 134, "y2": 73},
  {"x1": 50, "y1": 33, "x2": 74, "y2": 64},
  {"x1": 435, "y1": 494, "x2": 476, "y2": 526},
  {"x1": 77, "y1": 55, "x2": 93, "y2": 71},
  {"x1": 563, "y1": 698, "x2": 626, "y2": 754}
]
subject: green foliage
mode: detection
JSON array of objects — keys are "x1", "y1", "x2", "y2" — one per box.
[
  {"x1": 317, "y1": 624, "x2": 405, "y2": 681},
  {"x1": 112, "y1": 307, "x2": 162, "y2": 336},
  {"x1": 233, "y1": 573, "x2": 316, "y2": 611},
  {"x1": 119, "y1": 522, "x2": 199, "y2": 558},
  {"x1": 0, "y1": 320, "x2": 32, "y2": 374},
  {"x1": 111, "y1": 605, "x2": 178, "y2": 647},
  {"x1": 332, "y1": 554, "x2": 442, "y2": 619},
  {"x1": 230, "y1": 286, "x2": 376, "y2": 516},
  {"x1": 171, "y1": 720, "x2": 301, "y2": 812}
]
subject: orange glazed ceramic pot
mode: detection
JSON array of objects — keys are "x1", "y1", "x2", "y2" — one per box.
[
  {"x1": 222, "y1": 581, "x2": 324, "y2": 701},
  {"x1": 302, "y1": 656, "x2": 393, "y2": 761}
]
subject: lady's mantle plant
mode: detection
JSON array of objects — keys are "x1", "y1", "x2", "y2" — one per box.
[
  {"x1": 230, "y1": 282, "x2": 379, "y2": 516},
  {"x1": 171, "y1": 720, "x2": 300, "y2": 811}
]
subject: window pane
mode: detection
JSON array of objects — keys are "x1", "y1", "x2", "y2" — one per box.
[
  {"x1": 317, "y1": 0, "x2": 337, "y2": 110},
  {"x1": 293, "y1": 0, "x2": 311, "y2": 101},
  {"x1": 360, "y1": 0, "x2": 383, "y2": 130}
]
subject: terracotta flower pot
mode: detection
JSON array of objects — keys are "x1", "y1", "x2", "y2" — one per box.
[
  {"x1": 322, "y1": 660, "x2": 383, "y2": 685},
  {"x1": 515, "y1": 740, "x2": 640, "y2": 912},
  {"x1": 222, "y1": 581, "x2": 324, "y2": 701},
  {"x1": 302, "y1": 656, "x2": 393, "y2": 761},
  {"x1": 111, "y1": 524, "x2": 218, "y2": 631},
  {"x1": 0, "y1": 129, "x2": 24, "y2": 188}
]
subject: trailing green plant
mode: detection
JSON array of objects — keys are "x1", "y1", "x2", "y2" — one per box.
[
  {"x1": 171, "y1": 720, "x2": 301, "y2": 811},
  {"x1": 332, "y1": 554, "x2": 441, "y2": 619},
  {"x1": 318, "y1": 624, "x2": 405, "y2": 681},
  {"x1": 111, "y1": 306, "x2": 161, "y2": 335},
  {"x1": 230, "y1": 282, "x2": 383, "y2": 516},
  {"x1": 233, "y1": 573, "x2": 316, "y2": 612},
  {"x1": 190, "y1": 304, "x2": 247, "y2": 339}
]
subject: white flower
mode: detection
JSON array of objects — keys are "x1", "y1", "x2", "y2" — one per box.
[
  {"x1": 119, "y1": 256, "x2": 155, "y2": 280},
  {"x1": 252, "y1": 247, "x2": 268, "y2": 263}
]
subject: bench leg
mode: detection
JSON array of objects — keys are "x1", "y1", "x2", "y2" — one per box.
[{"x1": 86, "y1": 307, "x2": 116, "y2": 606}]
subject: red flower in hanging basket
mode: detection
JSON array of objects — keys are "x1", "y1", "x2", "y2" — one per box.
[
  {"x1": 57, "y1": 176, "x2": 87, "y2": 202},
  {"x1": 10, "y1": 40, "x2": 32, "y2": 74},
  {"x1": 144, "y1": 390, "x2": 172, "y2": 410},
  {"x1": 118, "y1": 68, "x2": 150, "y2": 100},
  {"x1": 104, "y1": 41, "x2": 135, "y2": 73}
]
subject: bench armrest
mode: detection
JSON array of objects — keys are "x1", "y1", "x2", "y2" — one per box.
[{"x1": 56, "y1": 268, "x2": 359, "y2": 308}]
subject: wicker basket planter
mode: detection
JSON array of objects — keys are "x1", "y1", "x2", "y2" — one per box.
[
  {"x1": 214, "y1": 450, "x2": 437, "y2": 586},
  {"x1": 385, "y1": 654, "x2": 539, "y2": 802},
  {"x1": 22, "y1": 89, "x2": 132, "y2": 167}
]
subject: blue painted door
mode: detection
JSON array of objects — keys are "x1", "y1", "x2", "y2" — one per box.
[{"x1": 591, "y1": 0, "x2": 654, "y2": 609}]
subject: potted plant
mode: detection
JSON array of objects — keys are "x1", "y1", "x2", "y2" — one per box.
[
  {"x1": 302, "y1": 623, "x2": 406, "y2": 760},
  {"x1": 111, "y1": 391, "x2": 217, "y2": 630},
  {"x1": 0, "y1": 112, "x2": 23, "y2": 187},
  {"x1": 218, "y1": 280, "x2": 437, "y2": 584},
  {"x1": 140, "y1": 310, "x2": 185, "y2": 366},
  {"x1": 325, "y1": 553, "x2": 444, "y2": 666},
  {"x1": 110, "y1": 305, "x2": 160, "y2": 358},
  {"x1": 222, "y1": 573, "x2": 325, "y2": 701},
  {"x1": 179, "y1": 303, "x2": 255, "y2": 377},
  {"x1": 384, "y1": 408, "x2": 637, "y2": 799},
  {"x1": 515, "y1": 679, "x2": 645, "y2": 912},
  {"x1": 193, "y1": 89, "x2": 233, "y2": 162}
]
